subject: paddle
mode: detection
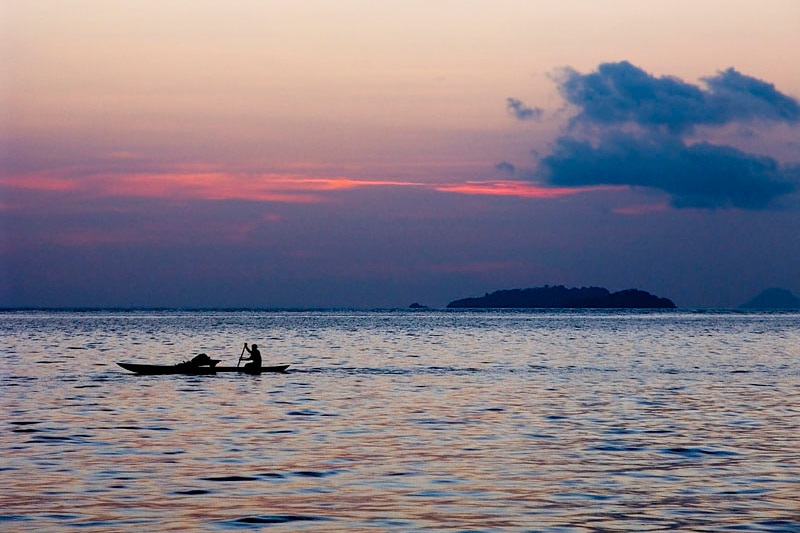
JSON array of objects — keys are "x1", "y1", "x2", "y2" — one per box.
[{"x1": 237, "y1": 343, "x2": 246, "y2": 368}]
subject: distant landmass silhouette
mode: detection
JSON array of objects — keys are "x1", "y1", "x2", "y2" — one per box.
[
  {"x1": 739, "y1": 288, "x2": 800, "y2": 309},
  {"x1": 447, "y1": 285, "x2": 676, "y2": 309}
]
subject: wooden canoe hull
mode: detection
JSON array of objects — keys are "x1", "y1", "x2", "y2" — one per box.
[
  {"x1": 117, "y1": 362, "x2": 290, "y2": 375},
  {"x1": 214, "y1": 365, "x2": 290, "y2": 374}
]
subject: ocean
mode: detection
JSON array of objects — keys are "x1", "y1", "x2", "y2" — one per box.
[{"x1": 2, "y1": 309, "x2": 799, "y2": 532}]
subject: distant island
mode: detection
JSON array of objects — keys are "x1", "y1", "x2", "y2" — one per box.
[
  {"x1": 447, "y1": 285, "x2": 676, "y2": 309},
  {"x1": 739, "y1": 288, "x2": 800, "y2": 309}
]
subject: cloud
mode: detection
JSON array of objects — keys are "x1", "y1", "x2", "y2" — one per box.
[
  {"x1": 539, "y1": 132, "x2": 797, "y2": 209},
  {"x1": 2, "y1": 162, "x2": 602, "y2": 214},
  {"x1": 512, "y1": 61, "x2": 800, "y2": 210},
  {"x1": 0, "y1": 167, "x2": 434, "y2": 209},
  {"x1": 495, "y1": 161, "x2": 516, "y2": 174},
  {"x1": 611, "y1": 203, "x2": 669, "y2": 216},
  {"x1": 557, "y1": 61, "x2": 800, "y2": 133},
  {"x1": 703, "y1": 68, "x2": 800, "y2": 124},
  {"x1": 506, "y1": 97, "x2": 543, "y2": 121},
  {"x1": 435, "y1": 180, "x2": 619, "y2": 199}
]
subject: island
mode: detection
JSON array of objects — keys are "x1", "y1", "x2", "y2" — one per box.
[
  {"x1": 447, "y1": 285, "x2": 676, "y2": 309},
  {"x1": 739, "y1": 288, "x2": 800, "y2": 309}
]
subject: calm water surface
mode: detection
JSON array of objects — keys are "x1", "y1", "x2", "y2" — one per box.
[{"x1": 2, "y1": 310, "x2": 799, "y2": 532}]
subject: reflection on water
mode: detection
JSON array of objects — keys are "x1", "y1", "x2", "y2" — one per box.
[{"x1": 2, "y1": 310, "x2": 799, "y2": 531}]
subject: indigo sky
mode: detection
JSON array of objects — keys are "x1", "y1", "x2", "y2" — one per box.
[{"x1": 2, "y1": 1, "x2": 799, "y2": 308}]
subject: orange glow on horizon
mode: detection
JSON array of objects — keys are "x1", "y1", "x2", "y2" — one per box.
[
  {"x1": 1, "y1": 168, "x2": 625, "y2": 209},
  {"x1": 0, "y1": 170, "x2": 382, "y2": 204}
]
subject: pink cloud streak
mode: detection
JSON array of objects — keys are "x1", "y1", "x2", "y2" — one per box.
[
  {"x1": 1, "y1": 166, "x2": 621, "y2": 208},
  {"x1": 435, "y1": 180, "x2": 623, "y2": 198}
]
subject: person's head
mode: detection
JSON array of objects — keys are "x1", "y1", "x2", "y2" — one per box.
[{"x1": 251, "y1": 344, "x2": 258, "y2": 350}]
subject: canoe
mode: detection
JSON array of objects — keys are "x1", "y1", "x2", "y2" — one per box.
[
  {"x1": 214, "y1": 365, "x2": 290, "y2": 374},
  {"x1": 117, "y1": 362, "x2": 290, "y2": 375}
]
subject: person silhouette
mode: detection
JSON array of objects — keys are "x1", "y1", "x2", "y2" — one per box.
[{"x1": 242, "y1": 343, "x2": 262, "y2": 371}]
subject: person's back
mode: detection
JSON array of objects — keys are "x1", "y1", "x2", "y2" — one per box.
[{"x1": 243, "y1": 343, "x2": 262, "y2": 370}]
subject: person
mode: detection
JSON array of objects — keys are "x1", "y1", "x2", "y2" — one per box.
[{"x1": 242, "y1": 343, "x2": 262, "y2": 371}]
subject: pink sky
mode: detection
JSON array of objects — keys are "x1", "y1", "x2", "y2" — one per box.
[{"x1": 2, "y1": 1, "x2": 799, "y2": 307}]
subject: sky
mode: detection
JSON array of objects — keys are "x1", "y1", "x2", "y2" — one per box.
[{"x1": 2, "y1": 0, "x2": 799, "y2": 308}]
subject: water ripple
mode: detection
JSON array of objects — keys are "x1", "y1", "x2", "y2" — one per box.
[{"x1": 1, "y1": 309, "x2": 799, "y2": 532}]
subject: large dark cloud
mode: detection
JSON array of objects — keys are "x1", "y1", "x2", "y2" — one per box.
[
  {"x1": 558, "y1": 61, "x2": 800, "y2": 133},
  {"x1": 515, "y1": 61, "x2": 800, "y2": 210},
  {"x1": 539, "y1": 132, "x2": 797, "y2": 209}
]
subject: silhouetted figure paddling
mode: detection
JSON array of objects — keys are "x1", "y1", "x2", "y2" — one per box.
[{"x1": 241, "y1": 343, "x2": 262, "y2": 371}]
